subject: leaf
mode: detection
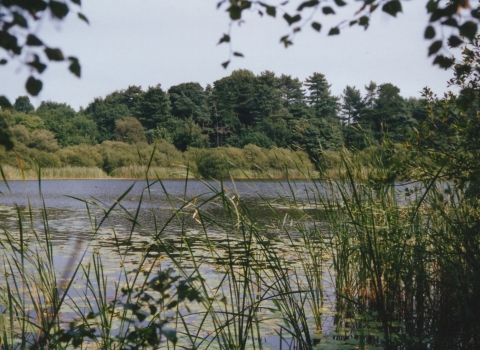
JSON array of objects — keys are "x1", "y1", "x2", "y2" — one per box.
[
  {"x1": 233, "y1": 52, "x2": 244, "y2": 57},
  {"x1": 71, "y1": 0, "x2": 81, "y2": 4},
  {"x1": 49, "y1": 1, "x2": 69, "y2": 19},
  {"x1": 433, "y1": 54, "x2": 454, "y2": 69},
  {"x1": 78, "y1": 13, "x2": 89, "y2": 24},
  {"x1": 334, "y1": 0, "x2": 346, "y2": 6},
  {"x1": 322, "y1": 6, "x2": 335, "y2": 15},
  {"x1": 426, "y1": 0, "x2": 437, "y2": 13},
  {"x1": 28, "y1": 54, "x2": 47, "y2": 73},
  {"x1": 448, "y1": 35, "x2": 463, "y2": 48},
  {"x1": 26, "y1": 76, "x2": 43, "y2": 96},
  {"x1": 45, "y1": 47, "x2": 64, "y2": 61},
  {"x1": 297, "y1": 0, "x2": 319, "y2": 11},
  {"x1": 266, "y1": 6, "x2": 276, "y2": 17},
  {"x1": 280, "y1": 34, "x2": 293, "y2": 47},
  {"x1": 283, "y1": 13, "x2": 301, "y2": 25},
  {"x1": 228, "y1": 5, "x2": 241, "y2": 20},
  {"x1": 221, "y1": 60, "x2": 230, "y2": 68},
  {"x1": 311, "y1": 22, "x2": 321, "y2": 32},
  {"x1": 0, "y1": 59, "x2": 7, "y2": 65},
  {"x1": 328, "y1": 27, "x2": 340, "y2": 35},
  {"x1": 472, "y1": 8, "x2": 480, "y2": 19},
  {"x1": 26, "y1": 34, "x2": 43, "y2": 46},
  {"x1": 441, "y1": 18, "x2": 458, "y2": 27},
  {"x1": 162, "y1": 329, "x2": 177, "y2": 344},
  {"x1": 218, "y1": 34, "x2": 230, "y2": 44},
  {"x1": 13, "y1": 12, "x2": 28, "y2": 28},
  {"x1": 0, "y1": 30, "x2": 21, "y2": 54},
  {"x1": 424, "y1": 25, "x2": 435, "y2": 39},
  {"x1": 459, "y1": 21, "x2": 478, "y2": 41},
  {"x1": 68, "y1": 56, "x2": 81, "y2": 77},
  {"x1": 428, "y1": 40, "x2": 442, "y2": 56},
  {"x1": 359, "y1": 15, "x2": 369, "y2": 29},
  {"x1": 382, "y1": 0, "x2": 402, "y2": 17},
  {"x1": 0, "y1": 96, "x2": 12, "y2": 108}
]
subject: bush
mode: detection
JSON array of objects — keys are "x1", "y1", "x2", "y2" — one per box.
[
  {"x1": 29, "y1": 129, "x2": 59, "y2": 152},
  {"x1": 97, "y1": 141, "x2": 138, "y2": 174},
  {"x1": 28, "y1": 149, "x2": 62, "y2": 168},
  {"x1": 57, "y1": 145, "x2": 103, "y2": 167},
  {"x1": 10, "y1": 124, "x2": 30, "y2": 145},
  {"x1": 195, "y1": 150, "x2": 228, "y2": 179}
]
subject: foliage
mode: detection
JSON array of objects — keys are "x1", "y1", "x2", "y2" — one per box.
[
  {"x1": 115, "y1": 116, "x2": 146, "y2": 144},
  {"x1": 216, "y1": 0, "x2": 479, "y2": 70},
  {"x1": 0, "y1": 0, "x2": 86, "y2": 103}
]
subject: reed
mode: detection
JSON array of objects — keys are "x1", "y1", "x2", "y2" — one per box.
[{"x1": 0, "y1": 147, "x2": 479, "y2": 350}]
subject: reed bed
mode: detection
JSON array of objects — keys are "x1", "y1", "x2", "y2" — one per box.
[
  {"x1": 1, "y1": 165, "x2": 109, "y2": 180},
  {"x1": 0, "y1": 151, "x2": 479, "y2": 349}
]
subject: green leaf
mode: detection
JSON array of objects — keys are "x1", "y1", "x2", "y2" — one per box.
[
  {"x1": 45, "y1": 47, "x2": 64, "y2": 61},
  {"x1": 68, "y1": 56, "x2": 81, "y2": 77},
  {"x1": 328, "y1": 27, "x2": 340, "y2": 36},
  {"x1": 297, "y1": 0, "x2": 319, "y2": 11},
  {"x1": 359, "y1": 16, "x2": 369, "y2": 29},
  {"x1": 433, "y1": 54, "x2": 454, "y2": 69},
  {"x1": 266, "y1": 6, "x2": 276, "y2": 17},
  {"x1": 78, "y1": 13, "x2": 89, "y2": 24},
  {"x1": 424, "y1": 25, "x2": 435, "y2": 39},
  {"x1": 28, "y1": 54, "x2": 47, "y2": 73},
  {"x1": 218, "y1": 34, "x2": 230, "y2": 44},
  {"x1": 322, "y1": 6, "x2": 335, "y2": 15},
  {"x1": 311, "y1": 22, "x2": 321, "y2": 32},
  {"x1": 428, "y1": 40, "x2": 442, "y2": 56},
  {"x1": 233, "y1": 52, "x2": 244, "y2": 57},
  {"x1": 472, "y1": 8, "x2": 480, "y2": 19},
  {"x1": 13, "y1": 12, "x2": 28, "y2": 28},
  {"x1": 49, "y1": 1, "x2": 69, "y2": 19},
  {"x1": 426, "y1": 0, "x2": 437, "y2": 13},
  {"x1": 382, "y1": 0, "x2": 402, "y2": 17},
  {"x1": 0, "y1": 96, "x2": 12, "y2": 108},
  {"x1": 448, "y1": 35, "x2": 463, "y2": 48},
  {"x1": 441, "y1": 18, "x2": 458, "y2": 27},
  {"x1": 221, "y1": 60, "x2": 230, "y2": 68},
  {"x1": 459, "y1": 21, "x2": 478, "y2": 41},
  {"x1": 280, "y1": 35, "x2": 293, "y2": 47},
  {"x1": 26, "y1": 34, "x2": 43, "y2": 46},
  {"x1": 26, "y1": 76, "x2": 43, "y2": 96},
  {"x1": 334, "y1": 0, "x2": 346, "y2": 6},
  {"x1": 283, "y1": 13, "x2": 301, "y2": 25},
  {"x1": 0, "y1": 30, "x2": 22, "y2": 54}
]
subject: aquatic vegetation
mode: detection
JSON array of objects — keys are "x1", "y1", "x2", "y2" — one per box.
[{"x1": 0, "y1": 152, "x2": 479, "y2": 349}]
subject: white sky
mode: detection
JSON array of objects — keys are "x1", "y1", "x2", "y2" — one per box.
[{"x1": 1, "y1": 0, "x2": 461, "y2": 111}]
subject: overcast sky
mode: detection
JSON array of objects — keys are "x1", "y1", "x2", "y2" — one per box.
[{"x1": 2, "y1": 0, "x2": 460, "y2": 110}]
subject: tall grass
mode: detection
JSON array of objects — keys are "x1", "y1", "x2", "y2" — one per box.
[{"x1": 0, "y1": 147, "x2": 479, "y2": 350}]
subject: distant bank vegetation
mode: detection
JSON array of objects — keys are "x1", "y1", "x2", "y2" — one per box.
[{"x1": 0, "y1": 68, "x2": 469, "y2": 181}]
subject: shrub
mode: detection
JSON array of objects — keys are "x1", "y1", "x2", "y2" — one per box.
[
  {"x1": 28, "y1": 129, "x2": 59, "y2": 152},
  {"x1": 28, "y1": 149, "x2": 62, "y2": 168},
  {"x1": 195, "y1": 150, "x2": 228, "y2": 178},
  {"x1": 115, "y1": 116, "x2": 146, "y2": 144},
  {"x1": 10, "y1": 124, "x2": 30, "y2": 145},
  {"x1": 57, "y1": 145, "x2": 103, "y2": 167},
  {"x1": 97, "y1": 141, "x2": 138, "y2": 174}
]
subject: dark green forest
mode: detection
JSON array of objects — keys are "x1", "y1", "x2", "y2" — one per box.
[{"x1": 0, "y1": 70, "x2": 425, "y2": 173}]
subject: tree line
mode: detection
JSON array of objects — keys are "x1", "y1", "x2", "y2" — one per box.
[{"x1": 1, "y1": 70, "x2": 428, "y2": 163}]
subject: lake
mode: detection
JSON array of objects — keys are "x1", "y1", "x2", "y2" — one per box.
[{"x1": 0, "y1": 179, "x2": 344, "y2": 349}]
